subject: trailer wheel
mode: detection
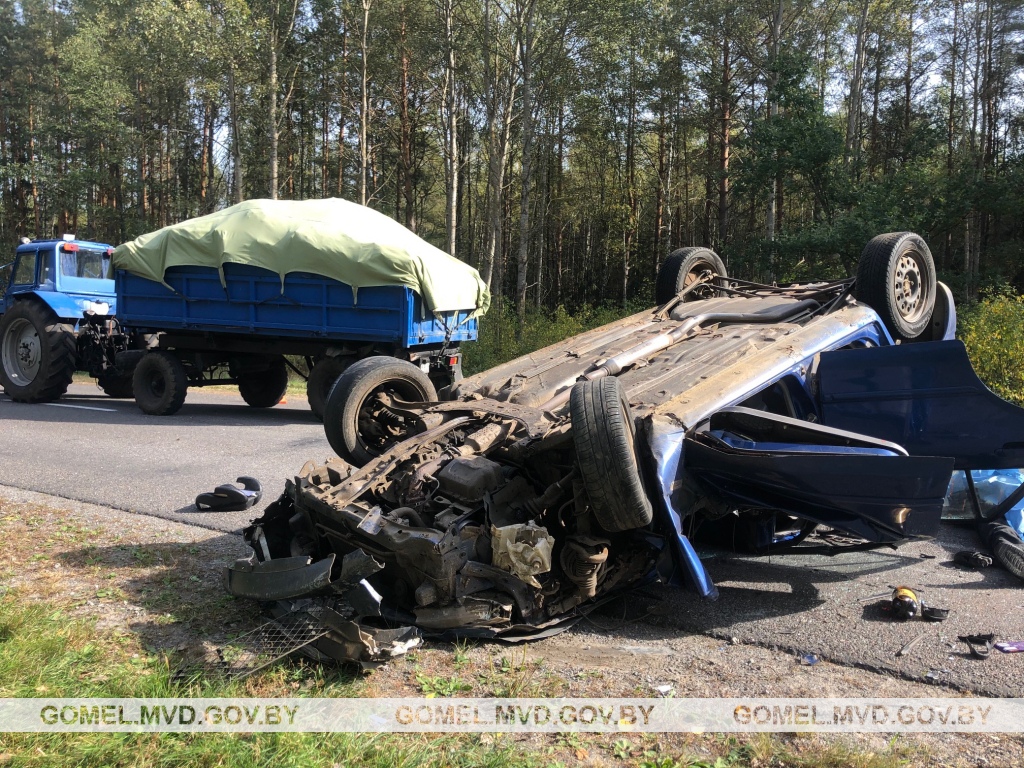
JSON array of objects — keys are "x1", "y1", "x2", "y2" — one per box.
[
  {"x1": 855, "y1": 232, "x2": 936, "y2": 342},
  {"x1": 133, "y1": 351, "x2": 188, "y2": 415},
  {"x1": 97, "y1": 372, "x2": 134, "y2": 398},
  {"x1": 238, "y1": 356, "x2": 289, "y2": 408},
  {"x1": 306, "y1": 356, "x2": 352, "y2": 421},
  {"x1": 655, "y1": 247, "x2": 728, "y2": 305},
  {"x1": 570, "y1": 377, "x2": 654, "y2": 532},
  {"x1": 323, "y1": 356, "x2": 437, "y2": 466},
  {"x1": 0, "y1": 300, "x2": 76, "y2": 403}
]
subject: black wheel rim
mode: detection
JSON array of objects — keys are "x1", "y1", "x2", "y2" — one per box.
[{"x1": 146, "y1": 371, "x2": 166, "y2": 399}]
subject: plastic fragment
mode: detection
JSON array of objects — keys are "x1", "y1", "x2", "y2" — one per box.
[
  {"x1": 959, "y1": 633, "x2": 996, "y2": 659},
  {"x1": 994, "y1": 640, "x2": 1024, "y2": 653}
]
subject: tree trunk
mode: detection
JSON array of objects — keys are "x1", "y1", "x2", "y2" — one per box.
[
  {"x1": 514, "y1": 0, "x2": 536, "y2": 322},
  {"x1": 269, "y1": 17, "x2": 278, "y2": 199},
  {"x1": 359, "y1": 0, "x2": 372, "y2": 206},
  {"x1": 440, "y1": 0, "x2": 458, "y2": 254},
  {"x1": 398, "y1": 12, "x2": 415, "y2": 230},
  {"x1": 717, "y1": 32, "x2": 731, "y2": 249},
  {"x1": 844, "y1": 0, "x2": 869, "y2": 170},
  {"x1": 765, "y1": 0, "x2": 783, "y2": 244}
]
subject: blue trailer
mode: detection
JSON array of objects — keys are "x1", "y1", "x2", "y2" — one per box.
[
  {"x1": 1, "y1": 238, "x2": 480, "y2": 422},
  {"x1": 115, "y1": 263, "x2": 477, "y2": 418}
]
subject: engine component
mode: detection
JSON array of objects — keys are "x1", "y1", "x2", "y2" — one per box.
[
  {"x1": 560, "y1": 536, "x2": 610, "y2": 599},
  {"x1": 437, "y1": 455, "x2": 505, "y2": 502},
  {"x1": 491, "y1": 522, "x2": 555, "y2": 588}
]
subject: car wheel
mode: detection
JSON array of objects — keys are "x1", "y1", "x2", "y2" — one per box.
[
  {"x1": 0, "y1": 300, "x2": 76, "y2": 403},
  {"x1": 133, "y1": 351, "x2": 189, "y2": 415},
  {"x1": 306, "y1": 356, "x2": 352, "y2": 421},
  {"x1": 238, "y1": 356, "x2": 289, "y2": 408},
  {"x1": 97, "y1": 372, "x2": 134, "y2": 398},
  {"x1": 855, "y1": 232, "x2": 936, "y2": 342},
  {"x1": 323, "y1": 356, "x2": 437, "y2": 466},
  {"x1": 570, "y1": 377, "x2": 654, "y2": 532},
  {"x1": 655, "y1": 247, "x2": 728, "y2": 305}
]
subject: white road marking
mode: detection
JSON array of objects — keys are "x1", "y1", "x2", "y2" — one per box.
[{"x1": 43, "y1": 403, "x2": 117, "y2": 413}]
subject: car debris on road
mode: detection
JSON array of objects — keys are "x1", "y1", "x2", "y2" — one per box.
[
  {"x1": 223, "y1": 232, "x2": 1024, "y2": 666},
  {"x1": 195, "y1": 477, "x2": 263, "y2": 512}
]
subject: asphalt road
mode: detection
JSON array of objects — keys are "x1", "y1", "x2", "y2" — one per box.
[
  {"x1": 0, "y1": 382, "x2": 330, "y2": 532},
  {"x1": 2, "y1": 382, "x2": 1022, "y2": 696}
]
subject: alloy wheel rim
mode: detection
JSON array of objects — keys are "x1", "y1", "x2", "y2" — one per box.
[{"x1": 2, "y1": 318, "x2": 41, "y2": 385}]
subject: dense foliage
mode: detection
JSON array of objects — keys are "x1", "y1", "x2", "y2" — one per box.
[
  {"x1": 960, "y1": 294, "x2": 1024, "y2": 405},
  {"x1": 2, "y1": 0, "x2": 1023, "y2": 315}
]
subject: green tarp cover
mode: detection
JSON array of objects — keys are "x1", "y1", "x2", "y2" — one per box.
[{"x1": 112, "y1": 198, "x2": 490, "y2": 316}]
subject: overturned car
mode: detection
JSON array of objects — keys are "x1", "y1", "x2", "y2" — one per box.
[{"x1": 226, "y1": 232, "x2": 1024, "y2": 665}]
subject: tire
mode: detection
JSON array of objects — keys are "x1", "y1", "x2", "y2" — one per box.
[
  {"x1": 855, "y1": 232, "x2": 936, "y2": 342},
  {"x1": 238, "y1": 356, "x2": 289, "y2": 408},
  {"x1": 97, "y1": 372, "x2": 134, "y2": 398},
  {"x1": 655, "y1": 247, "x2": 728, "y2": 305},
  {"x1": 0, "y1": 300, "x2": 76, "y2": 403},
  {"x1": 132, "y1": 351, "x2": 188, "y2": 415},
  {"x1": 570, "y1": 377, "x2": 653, "y2": 532},
  {"x1": 306, "y1": 356, "x2": 352, "y2": 421},
  {"x1": 323, "y1": 356, "x2": 437, "y2": 466}
]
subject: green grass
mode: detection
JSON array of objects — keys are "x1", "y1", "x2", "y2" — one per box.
[
  {"x1": 0, "y1": 594, "x2": 550, "y2": 767},
  {"x1": 0, "y1": 593, "x2": 928, "y2": 768}
]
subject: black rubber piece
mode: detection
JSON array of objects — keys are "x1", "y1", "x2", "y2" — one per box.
[
  {"x1": 855, "y1": 232, "x2": 936, "y2": 342},
  {"x1": 959, "y1": 633, "x2": 995, "y2": 659},
  {"x1": 655, "y1": 247, "x2": 728, "y2": 305},
  {"x1": 238, "y1": 356, "x2": 289, "y2": 408},
  {"x1": 921, "y1": 605, "x2": 950, "y2": 621},
  {"x1": 132, "y1": 351, "x2": 189, "y2": 415},
  {"x1": 0, "y1": 299, "x2": 76, "y2": 402},
  {"x1": 323, "y1": 356, "x2": 437, "y2": 466},
  {"x1": 570, "y1": 377, "x2": 653, "y2": 532},
  {"x1": 306, "y1": 356, "x2": 352, "y2": 421}
]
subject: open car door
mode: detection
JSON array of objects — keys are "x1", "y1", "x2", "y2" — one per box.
[
  {"x1": 816, "y1": 340, "x2": 1024, "y2": 470},
  {"x1": 684, "y1": 407, "x2": 953, "y2": 542}
]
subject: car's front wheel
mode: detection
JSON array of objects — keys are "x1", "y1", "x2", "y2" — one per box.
[
  {"x1": 570, "y1": 377, "x2": 653, "y2": 532},
  {"x1": 855, "y1": 232, "x2": 936, "y2": 342}
]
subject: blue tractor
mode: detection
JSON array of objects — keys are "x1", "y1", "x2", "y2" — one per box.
[{"x1": 0, "y1": 236, "x2": 134, "y2": 402}]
